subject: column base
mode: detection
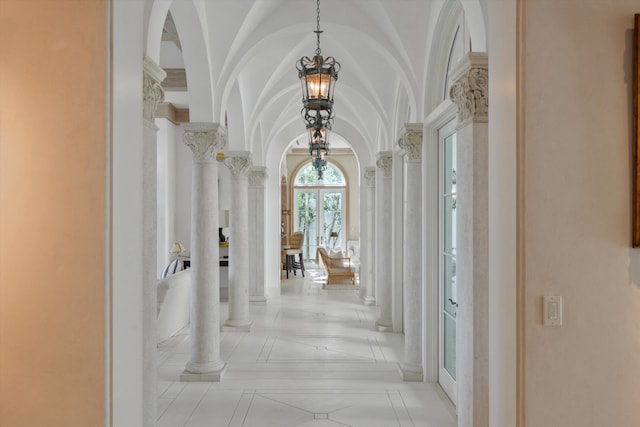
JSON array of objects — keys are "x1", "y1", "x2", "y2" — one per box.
[
  {"x1": 222, "y1": 320, "x2": 253, "y2": 332},
  {"x1": 375, "y1": 319, "x2": 393, "y2": 332},
  {"x1": 181, "y1": 365, "x2": 226, "y2": 382},
  {"x1": 181, "y1": 361, "x2": 226, "y2": 382},
  {"x1": 249, "y1": 296, "x2": 267, "y2": 304},
  {"x1": 399, "y1": 363, "x2": 423, "y2": 382},
  {"x1": 363, "y1": 296, "x2": 376, "y2": 306}
]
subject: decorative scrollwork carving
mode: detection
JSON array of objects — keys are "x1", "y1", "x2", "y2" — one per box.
[
  {"x1": 364, "y1": 167, "x2": 376, "y2": 187},
  {"x1": 398, "y1": 127, "x2": 423, "y2": 161},
  {"x1": 143, "y1": 75, "x2": 164, "y2": 122},
  {"x1": 224, "y1": 152, "x2": 252, "y2": 178},
  {"x1": 182, "y1": 124, "x2": 226, "y2": 162},
  {"x1": 142, "y1": 57, "x2": 166, "y2": 123},
  {"x1": 449, "y1": 66, "x2": 488, "y2": 126},
  {"x1": 248, "y1": 167, "x2": 268, "y2": 187},
  {"x1": 376, "y1": 152, "x2": 393, "y2": 179}
]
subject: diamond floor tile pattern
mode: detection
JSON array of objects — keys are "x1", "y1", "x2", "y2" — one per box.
[{"x1": 156, "y1": 268, "x2": 456, "y2": 427}]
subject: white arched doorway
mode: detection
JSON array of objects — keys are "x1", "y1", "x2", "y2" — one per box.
[{"x1": 109, "y1": 0, "x2": 519, "y2": 425}]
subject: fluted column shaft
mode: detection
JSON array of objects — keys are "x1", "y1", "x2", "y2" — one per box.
[
  {"x1": 248, "y1": 167, "x2": 268, "y2": 303},
  {"x1": 181, "y1": 123, "x2": 226, "y2": 381},
  {"x1": 142, "y1": 56, "x2": 165, "y2": 426},
  {"x1": 375, "y1": 152, "x2": 393, "y2": 331},
  {"x1": 398, "y1": 124, "x2": 424, "y2": 381},
  {"x1": 363, "y1": 167, "x2": 376, "y2": 305},
  {"x1": 224, "y1": 152, "x2": 253, "y2": 330}
]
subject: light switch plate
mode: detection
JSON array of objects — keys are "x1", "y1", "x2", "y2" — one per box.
[{"x1": 543, "y1": 296, "x2": 562, "y2": 326}]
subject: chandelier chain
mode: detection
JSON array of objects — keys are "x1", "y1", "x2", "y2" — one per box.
[
  {"x1": 316, "y1": 0, "x2": 321, "y2": 55},
  {"x1": 297, "y1": 0, "x2": 339, "y2": 180}
]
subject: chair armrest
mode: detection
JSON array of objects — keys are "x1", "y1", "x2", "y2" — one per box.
[{"x1": 329, "y1": 257, "x2": 351, "y2": 268}]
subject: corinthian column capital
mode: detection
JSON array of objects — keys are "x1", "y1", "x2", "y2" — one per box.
[
  {"x1": 224, "y1": 151, "x2": 252, "y2": 178},
  {"x1": 143, "y1": 56, "x2": 166, "y2": 123},
  {"x1": 398, "y1": 124, "x2": 423, "y2": 161},
  {"x1": 449, "y1": 53, "x2": 488, "y2": 127},
  {"x1": 364, "y1": 167, "x2": 376, "y2": 187},
  {"x1": 182, "y1": 123, "x2": 227, "y2": 162},
  {"x1": 248, "y1": 167, "x2": 268, "y2": 187},
  {"x1": 376, "y1": 151, "x2": 393, "y2": 179}
]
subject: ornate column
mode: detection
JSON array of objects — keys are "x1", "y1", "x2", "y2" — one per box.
[
  {"x1": 397, "y1": 124, "x2": 424, "y2": 381},
  {"x1": 180, "y1": 123, "x2": 227, "y2": 381},
  {"x1": 362, "y1": 167, "x2": 376, "y2": 305},
  {"x1": 248, "y1": 166, "x2": 268, "y2": 303},
  {"x1": 142, "y1": 56, "x2": 165, "y2": 426},
  {"x1": 375, "y1": 152, "x2": 393, "y2": 331},
  {"x1": 224, "y1": 151, "x2": 253, "y2": 330},
  {"x1": 449, "y1": 52, "x2": 489, "y2": 427}
]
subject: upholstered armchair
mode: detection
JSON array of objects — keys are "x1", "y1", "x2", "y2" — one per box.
[{"x1": 317, "y1": 247, "x2": 355, "y2": 284}]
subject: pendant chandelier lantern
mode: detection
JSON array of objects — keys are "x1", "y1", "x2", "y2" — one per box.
[{"x1": 296, "y1": 0, "x2": 340, "y2": 180}]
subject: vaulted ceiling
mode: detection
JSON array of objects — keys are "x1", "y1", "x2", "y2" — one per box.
[{"x1": 156, "y1": 0, "x2": 470, "y2": 165}]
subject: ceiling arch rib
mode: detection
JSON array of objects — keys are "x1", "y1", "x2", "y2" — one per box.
[
  {"x1": 245, "y1": 77, "x2": 385, "y2": 167},
  {"x1": 214, "y1": 0, "x2": 288, "y2": 84},
  {"x1": 225, "y1": 82, "x2": 246, "y2": 151},
  {"x1": 424, "y1": 0, "x2": 465, "y2": 114},
  {"x1": 354, "y1": 0, "x2": 422, "y2": 85},
  {"x1": 261, "y1": 96, "x2": 302, "y2": 152},
  {"x1": 146, "y1": 0, "x2": 173, "y2": 63},
  {"x1": 333, "y1": 85, "x2": 388, "y2": 146},
  {"x1": 169, "y1": 0, "x2": 214, "y2": 121},
  {"x1": 216, "y1": 21, "x2": 419, "y2": 127},
  {"x1": 459, "y1": 0, "x2": 486, "y2": 51},
  {"x1": 217, "y1": 26, "x2": 412, "y2": 159},
  {"x1": 260, "y1": 107, "x2": 376, "y2": 170}
]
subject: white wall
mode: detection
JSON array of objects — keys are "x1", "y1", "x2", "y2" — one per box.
[
  {"x1": 522, "y1": 2, "x2": 640, "y2": 425},
  {"x1": 157, "y1": 118, "x2": 177, "y2": 276},
  {"x1": 174, "y1": 124, "x2": 193, "y2": 254}
]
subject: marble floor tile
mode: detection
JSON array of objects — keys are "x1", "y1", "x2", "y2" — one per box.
[{"x1": 156, "y1": 267, "x2": 456, "y2": 427}]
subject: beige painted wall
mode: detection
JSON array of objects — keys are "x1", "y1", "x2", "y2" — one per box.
[
  {"x1": 523, "y1": 1, "x2": 640, "y2": 425},
  {"x1": 0, "y1": 1, "x2": 107, "y2": 426},
  {"x1": 286, "y1": 153, "x2": 360, "y2": 243}
]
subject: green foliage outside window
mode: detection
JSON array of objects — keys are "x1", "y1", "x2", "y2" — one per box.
[
  {"x1": 294, "y1": 161, "x2": 346, "y2": 259},
  {"x1": 294, "y1": 163, "x2": 345, "y2": 186}
]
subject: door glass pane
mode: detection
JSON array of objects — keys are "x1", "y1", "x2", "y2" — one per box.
[
  {"x1": 443, "y1": 254, "x2": 457, "y2": 316},
  {"x1": 296, "y1": 191, "x2": 318, "y2": 261},
  {"x1": 443, "y1": 195, "x2": 456, "y2": 255},
  {"x1": 443, "y1": 136, "x2": 457, "y2": 196},
  {"x1": 443, "y1": 312, "x2": 456, "y2": 379},
  {"x1": 293, "y1": 162, "x2": 346, "y2": 263},
  {"x1": 440, "y1": 127, "x2": 457, "y2": 393},
  {"x1": 322, "y1": 191, "x2": 344, "y2": 250}
]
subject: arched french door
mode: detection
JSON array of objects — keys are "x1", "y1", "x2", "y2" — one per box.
[{"x1": 293, "y1": 161, "x2": 347, "y2": 261}]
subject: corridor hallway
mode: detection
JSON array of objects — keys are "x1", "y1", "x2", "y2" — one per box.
[{"x1": 156, "y1": 267, "x2": 456, "y2": 427}]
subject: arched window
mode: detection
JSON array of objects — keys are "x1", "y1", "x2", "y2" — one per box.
[
  {"x1": 294, "y1": 162, "x2": 346, "y2": 186},
  {"x1": 293, "y1": 161, "x2": 347, "y2": 260}
]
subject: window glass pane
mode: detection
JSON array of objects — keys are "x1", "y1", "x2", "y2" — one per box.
[
  {"x1": 295, "y1": 164, "x2": 318, "y2": 185},
  {"x1": 296, "y1": 191, "x2": 317, "y2": 260},
  {"x1": 320, "y1": 163, "x2": 345, "y2": 185},
  {"x1": 323, "y1": 192, "x2": 343, "y2": 249},
  {"x1": 294, "y1": 162, "x2": 345, "y2": 186}
]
